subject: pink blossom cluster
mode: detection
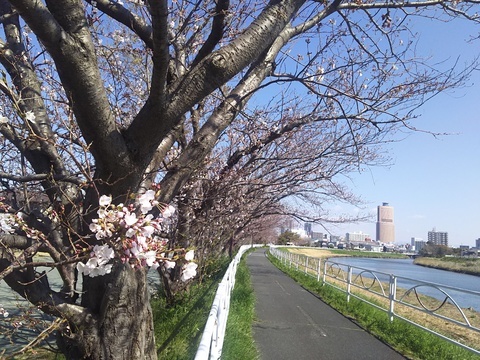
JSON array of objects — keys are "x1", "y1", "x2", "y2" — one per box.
[{"x1": 76, "y1": 191, "x2": 196, "y2": 280}]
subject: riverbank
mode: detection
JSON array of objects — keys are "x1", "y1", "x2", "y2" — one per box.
[
  {"x1": 413, "y1": 257, "x2": 480, "y2": 277},
  {"x1": 286, "y1": 247, "x2": 408, "y2": 260}
]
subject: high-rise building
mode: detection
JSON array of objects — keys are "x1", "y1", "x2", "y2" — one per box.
[
  {"x1": 414, "y1": 240, "x2": 426, "y2": 252},
  {"x1": 428, "y1": 228, "x2": 448, "y2": 246},
  {"x1": 476, "y1": 238, "x2": 480, "y2": 249},
  {"x1": 304, "y1": 222, "x2": 312, "y2": 237},
  {"x1": 376, "y1": 202, "x2": 395, "y2": 243},
  {"x1": 411, "y1": 237, "x2": 423, "y2": 247},
  {"x1": 411, "y1": 237, "x2": 423, "y2": 251},
  {"x1": 346, "y1": 231, "x2": 370, "y2": 242}
]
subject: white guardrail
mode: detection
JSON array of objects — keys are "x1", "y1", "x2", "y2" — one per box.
[
  {"x1": 195, "y1": 244, "x2": 263, "y2": 360},
  {"x1": 268, "y1": 246, "x2": 480, "y2": 356}
]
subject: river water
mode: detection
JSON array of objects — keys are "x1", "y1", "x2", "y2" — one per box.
[{"x1": 329, "y1": 257, "x2": 480, "y2": 312}]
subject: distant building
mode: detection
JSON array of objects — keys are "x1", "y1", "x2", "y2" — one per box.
[
  {"x1": 410, "y1": 237, "x2": 423, "y2": 251},
  {"x1": 414, "y1": 240, "x2": 427, "y2": 252},
  {"x1": 459, "y1": 245, "x2": 470, "y2": 252},
  {"x1": 346, "y1": 231, "x2": 370, "y2": 242},
  {"x1": 304, "y1": 222, "x2": 312, "y2": 237},
  {"x1": 376, "y1": 203, "x2": 395, "y2": 243},
  {"x1": 280, "y1": 218, "x2": 299, "y2": 234},
  {"x1": 330, "y1": 235, "x2": 342, "y2": 243},
  {"x1": 476, "y1": 238, "x2": 480, "y2": 249},
  {"x1": 411, "y1": 237, "x2": 422, "y2": 247},
  {"x1": 428, "y1": 228, "x2": 448, "y2": 246},
  {"x1": 291, "y1": 228, "x2": 308, "y2": 238}
]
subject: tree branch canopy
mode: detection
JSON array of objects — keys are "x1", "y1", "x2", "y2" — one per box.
[
  {"x1": 126, "y1": 0, "x2": 307, "y2": 163},
  {"x1": 0, "y1": 0, "x2": 478, "y2": 357}
]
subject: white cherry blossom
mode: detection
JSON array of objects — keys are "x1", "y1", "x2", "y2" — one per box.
[
  {"x1": 136, "y1": 190, "x2": 157, "y2": 214},
  {"x1": 124, "y1": 212, "x2": 137, "y2": 226},
  {"x1": 163, "y1": 260, "x2": 176, "y2": 270},
  {"x1": 162, "y1": 205, "x2": 176, "y2": 218},
  {"x1": 181, "y1": 262, "x2": 198, "y2": 282},
  {"x1": 185, "y1": 250, "x2": 195, "y2": 261},
  {"x1": 99, "y1": 195, "x2": 112, "y2": 207},
  {"x1": 25, "y1": 111, "x2": 36, "y2": 123}
]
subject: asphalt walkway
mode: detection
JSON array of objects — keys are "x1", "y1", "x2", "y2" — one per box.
[{"x1": 247, "y1": 249, "x2": 406, "y2": 360}]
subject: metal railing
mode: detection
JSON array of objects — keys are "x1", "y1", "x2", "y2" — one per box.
[
  {"x1": 195, "y1": 244, "x2": 263, "y2": 360},
  {"x1": 268, "y1": 246, "x2": 480, "y2": 356}
]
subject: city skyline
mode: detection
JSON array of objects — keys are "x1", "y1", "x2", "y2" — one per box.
[
  {"x1": 326, "y1": 105, "x2": 480, "y2": 248},
  {"x1": 318, "y1": 18, "x2": 479, "y2": 248}
]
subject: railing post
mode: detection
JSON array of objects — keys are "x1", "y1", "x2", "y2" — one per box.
[
  {"x1": 305, "y1": 256, "x2": 308, "y2": 274},
  {"x1": 322, "y1": 260, "x2": 327, "y2": 285},
  {"x1": 317, "y1": 258, "x2": 321, "y2": 282},
  {"x1": 347, "y1": 266, "x2": 352, "y2": 303},
  {"x1": 389, "y1": 275, "x2": 396, "y2": 322}
]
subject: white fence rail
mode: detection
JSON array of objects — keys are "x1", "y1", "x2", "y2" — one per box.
[
  {"x1": 269, "y1": 247, "x2": 480, "y2": 356},
  {"x1": 195, "y1": 244, "x2": 263, "y2": 360}
]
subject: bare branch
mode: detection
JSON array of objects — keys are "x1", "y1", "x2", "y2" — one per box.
[
  {"x1": 0, "y1": 172, "x2": 84, "y2": 185},
  {"x1": 191, "y1": 0, "x2": 230, "y2": 67},
  {"x1": 86, "y1": 0, "x2": 153, "y2": 49}
]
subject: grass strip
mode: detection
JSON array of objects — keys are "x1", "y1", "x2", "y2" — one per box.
[
  {"x1": 222, "y1": 253, "x2": 259, "y2": 360},
  {"x1": 414, "y1": 257, "x2": 480, "y2": 276},
  {"x1": 267, "y1": 251, "x2": 478, "y2": 360},
  {"x1": 153, "y1": 257, "x2": 230, "y2": 360}
]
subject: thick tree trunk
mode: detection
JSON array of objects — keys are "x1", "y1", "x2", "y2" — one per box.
[{"x1": 58, "y1": 265, "x2": 156, "y2": 359}]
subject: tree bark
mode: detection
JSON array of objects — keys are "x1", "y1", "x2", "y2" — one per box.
[{"x1": 57, "y1": 264, "x2": 156, "y2": 360}]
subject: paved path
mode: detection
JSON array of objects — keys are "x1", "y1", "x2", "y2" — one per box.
[{"x1": 247, "y1": 249, "x2": 406, "y2": 360}]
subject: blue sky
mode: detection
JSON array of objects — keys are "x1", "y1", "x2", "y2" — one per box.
[{"x1": 327, "y1": 15, "x2": 480, "y2": 247}]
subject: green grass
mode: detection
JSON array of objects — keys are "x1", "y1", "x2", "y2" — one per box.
[
  {"x1": 222, "y1": 254, "x2": 259, "y2": 360},
  {"x1": 153, "y1": 256, "x2": 230, "y2": 360},
  {"x1": 267, "y1": 252, "x2": 479, "y2": 360}
]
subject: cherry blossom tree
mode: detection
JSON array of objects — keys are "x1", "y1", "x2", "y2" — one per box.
[
  {"x1": 0, "y1": 0, "x2": 478, "y2": 359},
  {"x1": 172, "y1": 113, "x2": 383, "y2": 259}
]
